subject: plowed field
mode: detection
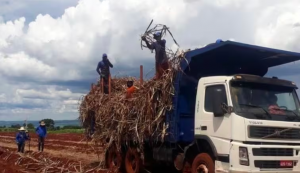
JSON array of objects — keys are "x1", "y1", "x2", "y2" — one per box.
[{"x1": 0, "y1": 132, "x2": 105, "y2": 173}]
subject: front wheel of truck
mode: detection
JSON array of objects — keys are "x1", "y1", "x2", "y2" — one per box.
[
  {"x1": 125, "y1": 148, "x2": 141, "y2": 173},
  {"x1": 191, "y1": 153, "x2": 214, "y2": 173}
]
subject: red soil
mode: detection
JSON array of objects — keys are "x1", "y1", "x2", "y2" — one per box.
[{"x1": 0, "y1": 132, "x2": 109, "y2": 173}]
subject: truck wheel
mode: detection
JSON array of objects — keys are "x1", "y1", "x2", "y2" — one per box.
[
  {"x1": 106, "y1": 145, "x2": 122, "y2": 171},
  {"x1": 182, "y1": 161, "x2": 192, "y2": 173},
  {"x1": 125, "y1": 148, "x2": 141, "y2": 173},
  {"x1": 191, "y1": 153, "x2": 214, "y2": 173}
]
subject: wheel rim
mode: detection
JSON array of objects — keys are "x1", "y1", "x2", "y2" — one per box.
[{"x1": 125, "y1": 148, "x2": 140, "y2": 173}]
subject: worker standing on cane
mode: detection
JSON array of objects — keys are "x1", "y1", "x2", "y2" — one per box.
[
  {"x1": 126, "y1": 80, "x2": 137, "y2": 99},
  {"x1": 142, "y1": 32, "x2": 169, "y2": 80},
  {"x1": 96, "y1": 53, "x2": 113, "y2": 94}
]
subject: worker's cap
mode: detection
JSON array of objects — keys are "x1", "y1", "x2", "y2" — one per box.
[
  {"x1": 18, "y1": 126, "x2": 25, "y2": 131},
  {"x1": 153, "y1": 32, "x2": 161, "y2": 37},
  {"x1": 102, "y1": 53, "x2": 107, "y2": 58},
  {"x1": 216, "y1": 39, "x2": 223, "y2": 43}
]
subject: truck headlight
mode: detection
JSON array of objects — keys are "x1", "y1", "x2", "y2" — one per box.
[{"x1": 239, "y1": 147, "x2": 249, "y2": 166}]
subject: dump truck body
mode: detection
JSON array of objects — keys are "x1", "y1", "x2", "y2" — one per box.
[{"x1": 149, "y1": 41, "x2": 300, "y2": 173}]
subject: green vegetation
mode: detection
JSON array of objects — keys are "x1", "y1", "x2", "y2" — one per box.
[
  {"x1": 47, "y1": 129, "x2": 84, "y2": 134},
  {"x1": 0, "y1": 119, "x2": 84, "y2": 134},
  {"x1": 42, "y1": 119, "x2": 55, "y2": 129},
  {"x1": 0, "y1": 127, "x2": 84, "y2": 134}
]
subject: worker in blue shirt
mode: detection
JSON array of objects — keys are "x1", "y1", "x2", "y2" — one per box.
[
  {"x1": 142, "y1": 32, "x2": 169, "y2": 79},
  {"x1": 35, "y1": 121, "x2": 47, "y2": 152},
  {"x1": 96, "y1": 53, "x2": 113, "y2": 94},
  {"x1": 16, "y1": 126, "x2": 29, "y2": 153}
]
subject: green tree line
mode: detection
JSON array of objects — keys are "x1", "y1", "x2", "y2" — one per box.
[{"x1": 1, "y1": 119, "x2": 82, "y2": 130}]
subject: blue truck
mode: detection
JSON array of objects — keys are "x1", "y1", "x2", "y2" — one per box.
[{"x1": 107, "y1": 40, "x2": 300, "y2": 173}]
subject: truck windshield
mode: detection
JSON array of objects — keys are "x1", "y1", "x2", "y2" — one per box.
[{"x1": 230, "y1": 81, "x2": 300, "y2": 122}]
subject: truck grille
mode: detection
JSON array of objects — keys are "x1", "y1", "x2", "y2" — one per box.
[
  {"x1": 249, "y1": 126, "x2": 300, "y2": 140},
  {"x1": 254, "y1": 161, "x2": 293, "y2": 169},
  {"x1": 252, "y1": 148, "x2": 293, "y2": 156}
]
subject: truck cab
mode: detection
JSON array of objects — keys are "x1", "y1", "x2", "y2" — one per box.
[
  {"x1": 172, "y1": 41, "x2": 300, "y2": 173},
  {"x1": 195, "y1": 74, "x2": 300, "y2": 172}
]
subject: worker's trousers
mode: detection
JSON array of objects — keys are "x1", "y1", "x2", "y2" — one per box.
[
  {"x1": 38, "y1": 136, "x2": 45, "y2": 152},
  {"x1": 155, "y1": 61, "x2": 169, "y2": 79},
  {"x1": 101, "y1": 76, "x2": 109, "y2": 94},
  {"x1": 17, "y1": 142, "x2": 25, "y2": 153}
]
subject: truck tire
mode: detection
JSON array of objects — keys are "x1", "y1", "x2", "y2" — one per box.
[
  {"x1": 125, "y1": 148, "x2": 141, "y2": 173},
  {"x1": 105, "y1": 144, "x2": 122, "y2": 171},
  {"x1": 191, "y1": 153, "x2": 214, "y2": 173},
  {"x1": 182, "y1": 161, "x2": 192, "y2": 173}
]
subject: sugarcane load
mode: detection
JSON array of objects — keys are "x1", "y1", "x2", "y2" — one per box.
[{"x1": 79, "y1": 20, "x2": 300, "y2": 173}]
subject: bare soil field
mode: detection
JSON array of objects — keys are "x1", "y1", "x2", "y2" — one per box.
[
  {"x1": 0, "y1": 132, "x2": 106, "y2": 173},
  {"x1": 0, "y1": 132, "x2": 176, "y2": 173}
]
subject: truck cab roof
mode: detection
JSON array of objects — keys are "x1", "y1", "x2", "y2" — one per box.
[
  {"x1": 200, "y1": 74, "x2": 297, "y2": 88},
  {"x1": 180, "y1": 41, "x2": 300, "y2": 79}
]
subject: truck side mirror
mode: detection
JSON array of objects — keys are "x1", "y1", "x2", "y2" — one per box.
[{"x1": 212, "y1": 94, "x2": 226, "y2": 117}]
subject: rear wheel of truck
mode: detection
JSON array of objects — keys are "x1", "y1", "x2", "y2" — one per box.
[
  {"x1": 191, "y1": 153, "x2": 214, "y2": 173},
  {"x1": 125, "y1": 148, "x2": 141, "y2": 173},
  {"x1": 105, "y1": 144, "x2": 122, "y2": 171}
]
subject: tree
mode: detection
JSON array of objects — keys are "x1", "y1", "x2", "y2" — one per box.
[
  {"x1": 42, "y1": 119, "x2": 55, "y2": 129},
  {"x1": 23, "y1": 123, "x2": 34, "y2": 129},
  {"x1": 11, "y1": 124, "x2": 21, "y2": 129},
  {"x1": 27, "y1": 123, "x2": 35, "y2": 129},
  {"x1": 62, "y1": 125, "x2": 82, "y2": 129}
]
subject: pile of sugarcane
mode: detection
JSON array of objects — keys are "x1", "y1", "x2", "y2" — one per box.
[
  {"x1": 79, "y1": 62, "x2": 178, "y2": 144},
  {"x1": 78, "y1": 22, "x2": 185, "y2": 168}
]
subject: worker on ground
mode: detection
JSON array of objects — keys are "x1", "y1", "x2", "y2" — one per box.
[
  {"x1": 126, "y1": 80, "x2": 137, "y2": 99},
  {"x1": 25, "y1": 130, "x2": 31, "y2": 151},
  {"x1": 16, "y1": 126, "x2": 29, "y2": 153},
  {"x1": 35, "y1": 121, "x2": 47, "y2": 152},
  {"x1": 142, "y1": 32, "x2": 169, "y2": 79},
  {"x1": 96, "y1": 53, "x2": 113, "y2": 94}
]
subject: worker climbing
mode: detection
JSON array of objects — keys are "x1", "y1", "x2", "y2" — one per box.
[
  {"x1": 96, "y1": 53, "x2": 113, "y2": 94},
  {"x1": 142, "y1": 31, "x2": 169, "y2": 80}
]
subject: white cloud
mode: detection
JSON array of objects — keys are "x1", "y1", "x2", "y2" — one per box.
[
  {"x1": 0, "y1": 17, "x2": 25, "y2": 48},
  {"x1": 1, "y1": 0, "x2": 300, "y2": 120},
  {"x1": 255, "y1": 1, "x2": 300, "y2": 51}
]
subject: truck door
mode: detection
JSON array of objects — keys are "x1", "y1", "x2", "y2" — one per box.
[{"x1": 195, "y1": 79, "x2": 232, "y2": 157}]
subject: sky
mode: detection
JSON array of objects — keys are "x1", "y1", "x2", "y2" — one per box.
[{"x1": 0, "y1": 0, "x2": 300, "y2": 121}]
